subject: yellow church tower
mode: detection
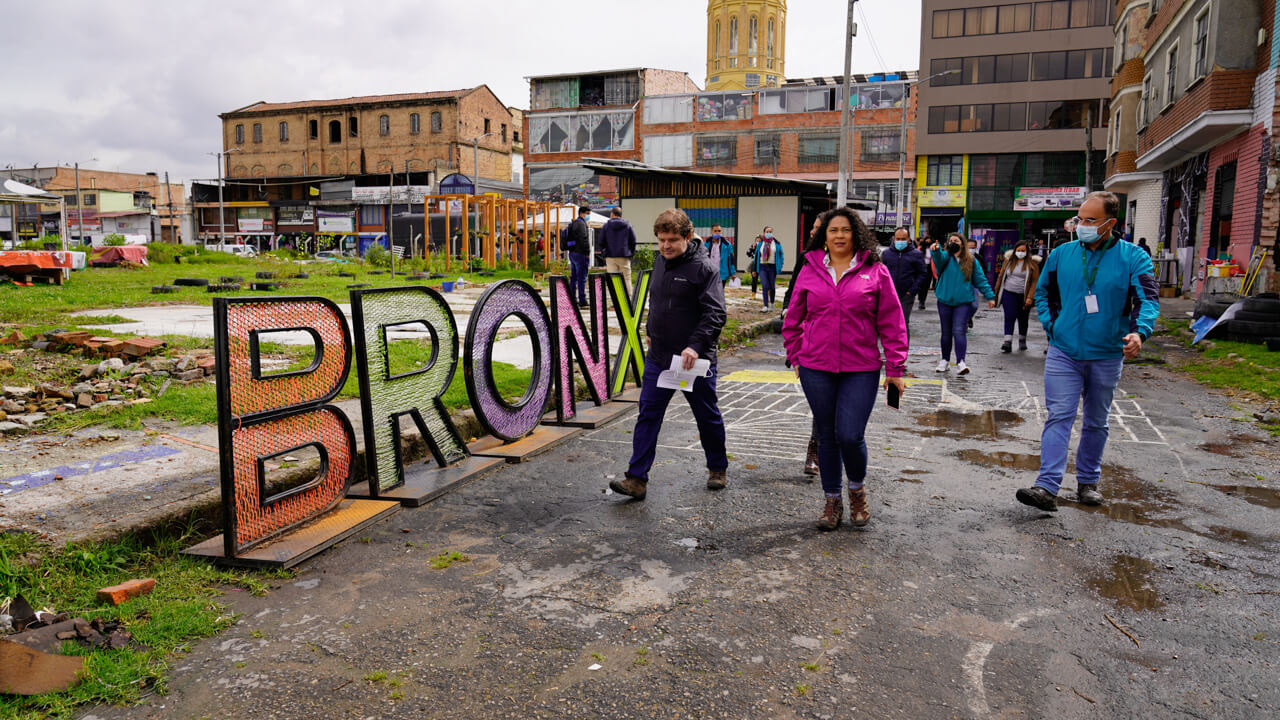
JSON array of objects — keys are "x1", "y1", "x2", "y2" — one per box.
[{"x1": 706, "y1": 0, "x2": 786, "y2": 91}]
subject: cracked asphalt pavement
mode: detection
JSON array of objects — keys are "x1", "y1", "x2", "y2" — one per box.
[{"x1": 86, "y1": 305, "x2": 1278, "y2": 719}]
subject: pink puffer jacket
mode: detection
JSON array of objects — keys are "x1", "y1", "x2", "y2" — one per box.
[{"x1": 782, "y1": 250, "x2": 909, "y2": 377}]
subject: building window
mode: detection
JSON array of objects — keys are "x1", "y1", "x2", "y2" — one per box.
[
  {"x1": 64, "y1": 194, "x2": 77, "y2": 206},
  {"x1": 1165, "y1": 43, "x2": 1178, "y2": 108},
  {"x1": 861, "y1": 129, "x2": 900, "y2": 160},
  {"x1": 798, "y1": 136, "x2": 839, "y2": 164},
  {"x1": 431, "y1": 111, "x2": 442, "y2": 133},
  {"x1": 329, "y1": 120, "x2": 342, "y2": 143},
  {"x1": 964, "y1": 6, "x2": 998, "y2": 36},
  {"x1": 235, "y1": 124, "x2": 244, "y2": 144},
  {"x1": 928, "y1": 103, "x2": 1026, "y2": 132},
  {"x1": 513, "y1": 131, "x2": 520, "y2": 142},
  {"x1": 729, "y1": 16, "x2": 738, "y2": 68},
  {"x1": 1027, "y1": 99, "x2": 1105, "y2": 130},
  {"x1": 1030, "y1": 49, "x2": 1113, "y2": 81},
  {"x1": 997, "y1": 4, "x2": 1032, "y2": 32},
  {"x1": 754, "y1": 135, "x2": 780, "y2": 165},
  {"x1": 359, "y1": 205, "x2": 384, "y2": 225},
  {"x1": 696, "y1": 137, "x2": 737, "y2": 166},
  {"x1": 484, "y1": 118, "x2": 491, "y2": 134},
  {"x1": 1140, "y1": 73, "x2": 1154, "y2": 127},
  {"x1": 252, "y1": 123, "x2": 262, "y2": 143},
  {"x1": 501, "y1": 123, "x2": 507, "y2": 142},
  {"x1": 82, "y1": 193, "x2": 96, "y2": 206},
  {"x1": 745, "y1": 73, "x2": 761, "y2": 88},
  {"x1": 926, "y1": 156, "x2": 965, "y2": 186},
  {"x1": 279, "y1": 121, "x2": 289, "y2": 142},
  {"x1": 348, "y1": 116, "x2": 358, "y2": 137},
  {"x1": 714, "y1": 20, "x2": 721, "y2": 70},
  {"x1": 309, "y1": 119, "x2": 318, "y2": 139},
  {"x1": 410, "y1": 113, "x2": 421, "y2": 134},
  {"x1": 1193, "y1": 9, "x2": 1209, "y2": 81},
  {"x1": 645, "y1": 96, "x2": 694, "y2": 124},
  {"x1": 748, "y1": 16, "x2": 758, "y2": 67},
  {"x1": 379, "y1": 114, "x2": 390, "y2": 136},
  {"x1": 767, "y1": 18, "x2": 776, "y2": 69}
]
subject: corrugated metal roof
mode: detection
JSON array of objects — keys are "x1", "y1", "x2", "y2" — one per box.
[{"x1": 223, "y1": 88, "x2": 475, "y2": 116}]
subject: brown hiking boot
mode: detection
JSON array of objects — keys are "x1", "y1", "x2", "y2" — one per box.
[
  {"x1": 848, "y1": 487, "x2": 870, "y2": 527},
  {"x1": 816, "y1": 496, "x2": 843, "y2": 531},
  {"x1": 803, "y1": 437, "x2": 819, "y2": 479},
  {"x1": 609, "y1": 474, "x2": 647, "y2": 500},
  {"x1": 707, "y1": 469, "x2": 727, "y2": 490}
]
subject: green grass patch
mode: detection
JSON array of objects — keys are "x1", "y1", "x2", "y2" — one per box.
[
  {"x1": 428, "y1": 550, "x2": 471, "y2": 569},
  {"x1": 1160, "y1": 318, "x2": 1280, "y2": 401},
  {"x1": 0, "y1": 528, "x2": 280, "y2": 719}
]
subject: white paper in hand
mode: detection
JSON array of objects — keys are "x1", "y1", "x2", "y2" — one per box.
[{"x1": 656, "y1": 355, "x2": 711, "y2": 392}]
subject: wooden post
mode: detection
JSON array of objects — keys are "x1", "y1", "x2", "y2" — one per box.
[{"x1": 443, "y1": 196, "x2": 451, "y2": 272}]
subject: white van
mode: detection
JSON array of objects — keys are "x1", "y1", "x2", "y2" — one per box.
[{"x1": 205, "y1": 243, "x2": 257, "y2": 258}]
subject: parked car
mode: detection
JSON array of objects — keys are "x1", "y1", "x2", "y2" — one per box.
[
  {"x1": 206, "y1": 243, "x2": 257, "y2": 258},
  {"x1": 314, "y1": 250, "x2": 347, "y2": 262}
]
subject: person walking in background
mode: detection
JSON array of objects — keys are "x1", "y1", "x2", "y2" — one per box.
[
  {"x1": 1016, "y1": 192, "x2": 1160, "y2": 512},
  {"x1": 929, "y1": 233, "x2": 995, "y2": 375},
  {"x1": 916, "y1": 237, "x2": 935, "y2": 310},
  {"x1": 882, "y1": 226, "x2": 927, "y2": 330},
  {"x1": 565, "y1": 206, "x2": 592, "y2": 308},
  {"x1": 610, "y1": 209, "x2": 729, "y2": 500},
  {"x1": 705, "y1": 223, "x2": 736, "y2": 287},
  {"x1": 747, "y1": 235, "x2": 760, "y2": 298},
  {"x1": 1137, "y1": 237, "x2": 1152, "y2": 257},
  {"x1": 753, "y1": 227, "x2": 785, "y2": 312},
  {"x1": 785, "y1": 214, "x2": 827, "y2": 479},
  {"x1": 599, "y1": 206, "x2": 637, "y2": 296},
  {"x1": 783, "y1": 207, "x2": 908, "y2": 530},
  {"x1": 993, "y1": 240, "x2": 1040, "y2": 353}
]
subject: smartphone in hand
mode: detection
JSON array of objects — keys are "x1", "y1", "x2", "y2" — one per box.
[{"x1": 887, "y1": 382, "x2": 900, "y2": 409}]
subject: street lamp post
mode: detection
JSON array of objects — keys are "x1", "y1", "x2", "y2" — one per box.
[
  {"x1": 895, "y1": 69, "x2": 961, "y2": 229},
  {"x1": 210, "y1": 148, "x2": 241, "y2": 247},
  {"x1": 836, "y1": 0, "x2": 857, "y2": 208}
]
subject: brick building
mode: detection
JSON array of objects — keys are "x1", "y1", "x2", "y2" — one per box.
[
  {"x1": 2, "y1": 166, "x2": 186, "y2": 243},
  {"x1": 1106, "y1": 0, "x2": 1275, "y2": 295}
]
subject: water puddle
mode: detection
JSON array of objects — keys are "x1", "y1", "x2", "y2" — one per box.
[
  {"x1": 1208, "y1": 485, "x2": 1280, "y2": 509},
  {"x1": 894, "y1": 477, "x2": 923, "y2": 484},
  {"x1": 1088, "y1": 555, "x2": 1165, "y2": 611},
  {"x1": 914, "y1": 409, "x2": 1023, "y2": 439}
]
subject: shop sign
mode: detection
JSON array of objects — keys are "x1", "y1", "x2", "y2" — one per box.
[
  {"x1": 317, "y1": 211, "x2": 354, "y2": 233},
  {"x1": 277, "y1": 206, "x2": 315, "y2": 225},
  {"x1": 916, "y1": 188, "x2": 966, "y2": 208},
  {"x1": 238, "y1": 218, "x2": 265, "y2": 232},
  {"x1": 351, "y1": 186, "x2": 431, "y2": 204},
  {"x1": 1014, "y1": 186, "x2": 1086, "y2": 211}
]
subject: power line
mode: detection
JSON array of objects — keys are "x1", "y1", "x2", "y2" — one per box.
[{"x1": 855, "y1": 3, "x2": 889, "y2": 74}]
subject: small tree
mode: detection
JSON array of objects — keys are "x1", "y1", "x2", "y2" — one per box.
[{"x1": 103, "y1": 233, "x2": 127, "y2": 246}]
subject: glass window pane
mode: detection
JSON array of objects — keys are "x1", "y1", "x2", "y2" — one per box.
[
  {"x1": 1052, "y1": 1, "x2": 1069, "y2": 29},
  {"x1": 974, "y1": 104, "x2": 993, "y2": 131},
  {"x1": 998, "y1": 6, "x2": 1016, "y2": 32},
  {"x1": 1067, "y1": 50, "x2": 1087, "y2": 78},
  {"x1": 1070, "y1": 0, "x2": 1090, "y2": 27},
  {"x1": 1034, "y1": 2, "x2": 1053, "y2": 30},
  {"x1": 949, "y1": 10, "x2": 965, "y2": 36},
  {"x1": 965, "y1": 8, "x2": 983, "y2": 35},
  {"x1": 944, "y1": 106, "x2": 960, "y2": 133},
  {"x1": 1028, "y1": 102, "x2": 1046, "y2": 129},
  {"x1": 929, "y1": 106, "x2": 945, "y2": 133},
  {"x1": 1049, "y1": 51, "x2": 1066, "y2": 80},
  {"x1": 981, "y1": 7, "x2": 998, "y2": 34},
  {"x1": 977, "y1": 56, "x2": 996, "y2": 83},
  {"x1": 1017, "y1": 4, "x2": 1032, "y2": 31},
  {"x1": 1010, "y1": 54, "x2": 1029, "y2": 82},
  {"x1": 1031, "y1": 53, "x2": 1050, "y2": 81},
  {"x1": 933, "y1": 11, "x2": 948, "y2": 37},
  {"x1": 962, "y1": 57, "x2": 977, "y2": 84}
]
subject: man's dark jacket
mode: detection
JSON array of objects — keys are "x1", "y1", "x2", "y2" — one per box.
[
  {"x1": 599, "y1": 217, "x2": 636, "y2": 258},
  {"x1": 646, "y1": 237, "x2": 726, "y2": 364},
  {"x1": 565, "y1": 217, "x2": 590, "y2": 256},
  {"x1": 882, "y1": 245, "x2": 927, "y2": 296}
]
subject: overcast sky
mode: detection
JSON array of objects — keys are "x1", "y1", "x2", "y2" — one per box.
[{"x1": 1, "y1": 1, "x2": 921, "y2": 185}]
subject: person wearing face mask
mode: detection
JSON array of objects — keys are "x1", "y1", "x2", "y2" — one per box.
[
  {"x1": 881, "y1": 226, "x2": 926, "y2": 329},
  {"x1": 1016, "y1": 192, "x2": 1159, "y2": 512},
  {"x1": 928, "y1": 233, "x2": 996, "y2": 375},
  {"x1": 993, "y1": 241, "x2": 1041, "y2": 353},
  {"x1": 704, "y1": 223, "x2": 736, "y2": 287},
  {"x1": 753, "y1": 226, "x2": 785, "y2": 312}
]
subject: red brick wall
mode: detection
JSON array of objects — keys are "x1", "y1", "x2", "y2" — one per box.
[
  {"x1": 1137, "y1": 70, "x2": 1257, "y2": 155},
  {"x1": 1200, "y1": 124, "x2": 1268, "y2": 268},
  {"x1": 1113, "y1": 58, "x2": 1145, "y2": 97}
]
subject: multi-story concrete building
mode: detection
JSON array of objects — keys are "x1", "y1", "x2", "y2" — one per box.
[
  {"x1": 2, "y1": 166, "x2": 186, "y2": 243},
  {"x1": 218, "y1": 86, "x2": 517, "y2": 191},
  {"x1": 1107, "y1": 0, "x2": 1276, "y2": 295},
  {"x1": 917, "y1": 0, "x2": 1115, "y2": 260},
  {"x1": 705, "y1": 0, "x2": 787, "y2": 91},
  {"x1": 522, "y1": 67, "x2": 700, "y2": 207}
]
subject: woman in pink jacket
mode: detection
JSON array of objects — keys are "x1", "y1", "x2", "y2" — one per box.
[{"x1": 782, "y1": 207, "x2": 909, "y2": 531}]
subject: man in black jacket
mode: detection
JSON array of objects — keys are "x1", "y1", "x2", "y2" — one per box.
[
  {"x1": 882, "y1": 226, "x2": 927, "y2": 328},
  {"x1": 598, "y1": 207, "x2": 637, "y2": 296},
  {"x1": 610, "y1": 209, "x2": 729, "y2": 500},
  {"x1": 565, "y1": 206, "x2": 592, "y2": 307}
]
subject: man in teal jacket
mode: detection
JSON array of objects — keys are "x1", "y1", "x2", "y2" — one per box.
[{"x1": 1016, "y1": 191, "x2": 1159, "y2": 511}]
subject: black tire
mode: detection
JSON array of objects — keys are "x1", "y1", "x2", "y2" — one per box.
[
  {"x1": 220, "y1": 276, "x2": 244, "y2": 283},
  {"x1": 428, "y1": 273, "x2": 446, "y2": 279},
  {"x1": 1241, "y1": 296, "x2": 1280, "y2": 314},
  {"x1": 1232, "y1": 310, "x2": 1280, "y2": 323},
  {"x1": 347, "y1": 283, "x2": 371, "y2": 289},
  {"x1": 249, "y1": 282, "x2": 278, "y2": 291},
  {"x1": 1265, "y1": 337, "x2": 1280, "y2": 352},
  {"x1": 255, "y1": 271, "x2": 276, "y2": 279},
  {"x1": 1195, "y1": 296, "x2": 1236, "y2": 318},
  {"x1": 1228, "y1": 319, "x2": 1280, "y2": 337},
  {"x1": 368, "y1": 270, "x2": 386, "y2": 275},
  {"x1": 1227, "y1": 332, "x2": 1267, "y2": 344},
  {"x1": 1195, "y1": 304, "x2": 1227, "y2": 320},
  {"x1": 151, "y1": 285, "x2": 177, "y2": 294},
  {"x1": 338, "y1": 272, "x2": 356, "y2": 278},
  {"x1": 293, "y1": 273, "x2": 309, "y2": 279},
  {"x1": 173, "y1": 277, "x2": 209, "y2": 287}
]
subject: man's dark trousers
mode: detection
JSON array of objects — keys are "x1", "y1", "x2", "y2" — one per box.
[
  {"x1": 627, "y1": 358, "x2": 728, "y2": 481},
  {"x1": 569, "y1": 252, "x2": 589, "y2": 304}
]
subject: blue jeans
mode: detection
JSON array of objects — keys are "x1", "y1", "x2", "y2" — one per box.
[
  {"x1": 797, "y1": 367, "x2": 880, "y2": 495},
  {"x1": 937, "y1": 302, "x2": 975, "y2": 362},
  {"x1": 569, "y1": 253, "x2": 589, "y2": 304},
  {"x1": 1001, "y1": 290, "x2": 1031, "y2": 337},
  {"x1": 1035, "y1": 346, "x2": 1124, "y2": 495},
  {"x1": 759, "y1": 264, "x2": 777, "y2": 307},
  {"x1": 627, "y1": 357, "x2": 728, "y2": 481}
]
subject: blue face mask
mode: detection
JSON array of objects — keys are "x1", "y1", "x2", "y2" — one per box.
[
  {"x1": 893, "y1": 240, "x2": 908, "y2": 251},
  {"x1": 764, "y1": 233, "x2": 774, "y2": 240},
  {"x1": 1077, "y1": 224, "x2": 1106, "y2": 244}
]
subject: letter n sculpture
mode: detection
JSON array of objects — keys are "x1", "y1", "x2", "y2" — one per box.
[
  {"x1": 540, "y1": 273, "x2": 635, "y2": 429},
  {"x1": 183, "y1": 297, "x2": 399, "y2": 568}
]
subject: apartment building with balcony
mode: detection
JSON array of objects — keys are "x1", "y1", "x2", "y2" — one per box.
[
  {"x1": 917, "y1": 0, "x2": 1115, "y2": 257},
  {"x1": 1107, "y1": 0, "x2": 1275, "y2": 294}
]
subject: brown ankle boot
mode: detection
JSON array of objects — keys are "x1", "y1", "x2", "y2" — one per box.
[
  {"x1": 816, "y1": 495, "x2": 843, "y2": 531},
  {"x1": 848, "y1": 486, "x2": 869, "y2": 527},
  {"x1": 803, "y1": 437, "x2": 819, "y2": 478},
  {"x1": 609, "y1": 474, "x2": 647, "y2": 500}
]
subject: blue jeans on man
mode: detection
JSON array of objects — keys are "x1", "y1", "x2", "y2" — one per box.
[
  {"x1": 569, "y1": 252, "x2": 589, "y2": 305},
  {"x1": 797, "y1": 367, "x2": 880, "y2": 495},
  {"x1": 627, "y1": 357, "x2": 728, "y2": 482},
  {"x1": 1035, "y1": 346, "x2": 1124, "y2": 495}
]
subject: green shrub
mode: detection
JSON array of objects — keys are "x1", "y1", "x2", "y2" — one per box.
[
  {"x1": 631, "y1": 248, "x2": 655, "y2": 277},
  {"x1": 365, "y1": 244, "x2": 391, "y2": 268},
  {"x1": 103, "y1": 233, "x2": 127, "y2": 246},
  {"x1": 146, "y1": 243, "x2": 200, "y2": 264}
]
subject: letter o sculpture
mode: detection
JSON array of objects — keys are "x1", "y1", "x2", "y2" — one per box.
[{"x1": 464, "y1": 280, "x2": 553, "y2": 442}]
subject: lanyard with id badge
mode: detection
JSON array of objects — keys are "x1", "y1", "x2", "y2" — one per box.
[{"x1": 1081, "y1": 242, "x2": 1108, "y2": 314}]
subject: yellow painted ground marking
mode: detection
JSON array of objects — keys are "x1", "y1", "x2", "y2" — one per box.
[{"x1": 722, "y1": 370, "x2": 943, "y2": 388}]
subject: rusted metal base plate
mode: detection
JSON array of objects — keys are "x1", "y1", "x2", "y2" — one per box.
[
  {"x1": 182, "y1": 499, "x2": 400, "y2": 569},
  {"x1": 541, "y1": 402, "x2": 635, "y2": 429},
  {"x1": 468, "y1": 425, "x2": 582, "y2": 463},
  {"x1": 346, "y1": 455, "x2": 506, "y2": 507},
  {"x1": 611, "y1": 387, "x2": 643, "y2": 403}
]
